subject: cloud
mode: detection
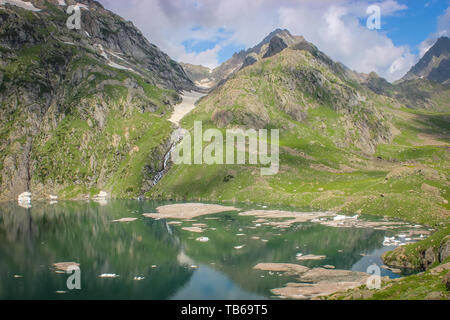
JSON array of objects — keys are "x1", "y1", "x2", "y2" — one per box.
[
  {"x1": 278, "y1": 1, "x2": 414, "y2": 81},
  {"x1": 99, "y1": 0, "x2": 417, "y2": 81},
  {"x1": 437, "y1": 6, "x2": 450, "y2": 37}
]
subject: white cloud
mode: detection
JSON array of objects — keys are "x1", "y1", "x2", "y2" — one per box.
[
  {"x1": 99, "y1": 0, "x2": 418, "y2": 81},
  {"x1": 437, "y1": 6, "x2": 450, "y2": 37},
  {"x1": 172, "y1": 43, "x2": 222, "y2": 69}
]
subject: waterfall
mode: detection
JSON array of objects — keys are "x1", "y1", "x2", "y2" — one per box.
[
  {"x1": 150, "y1": 91, "x2": 205, "y2": 188},
  {"x1": 151, "y1": 128, "x2": 188, "y2": 186}
]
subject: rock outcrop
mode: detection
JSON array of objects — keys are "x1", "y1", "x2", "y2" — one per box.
[
  {"x1": 382, "y1": 231, "x2": 450, "y2": 271},
  {"x1": 241, "y1": 52, "x2": 258, "y2": 69}
]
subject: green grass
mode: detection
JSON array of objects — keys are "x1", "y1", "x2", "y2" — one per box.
[
  {"x1": 370, "y1": 272, "x2": 448, "y2": 300},
  {"x1": 107, "y1": 114, "x2": 173, "y2": 198}
]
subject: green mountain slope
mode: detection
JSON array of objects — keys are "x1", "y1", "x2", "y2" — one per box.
[
  {"x1": 150, "y1": 36, "x2": 450, "y2": 227},
  {"x1": 0, "y1": 0, "x2": 194, "y2": 200}
]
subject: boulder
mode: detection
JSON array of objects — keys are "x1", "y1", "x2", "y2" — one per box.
[
  {"x1": 53, "y1": 262, "x2": 79, "y2": 272},
  {"x1": 423, "y1": 247, "x2": 438, "y2": 268}
]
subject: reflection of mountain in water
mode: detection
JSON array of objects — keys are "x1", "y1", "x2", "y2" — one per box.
[
  {"x1": 0, "y1": 201, "x2": 394, "y2": 299},
  {"x1": 0, "y1": 201, "x2": 192, "y2": 300},
  {"x1": 175, "y1": 213, "x2": 387, "y2": 295}
]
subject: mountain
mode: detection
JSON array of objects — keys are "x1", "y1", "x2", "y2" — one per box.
[
  {"x1": 361, "y1": 38, "x2": 450, "y2": 112},
  {"x1": 0, "y1": 0, "x2": 194, "y2": 200},
  {"x1": 179, "y1": 62, "x2": 213, "y2": 91},
  {"x1": 151, "y1": 29, "x2": 449, "y2": 229},
  {"x1": 181, "y1": 29, "x2": 306, "y2": 90},
  {"x1": 402, "y1": 36, "x2": 450, "y2": 85}
]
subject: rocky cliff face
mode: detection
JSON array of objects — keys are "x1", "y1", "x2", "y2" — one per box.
[
  {"x1": 0, "y1": 0, "x2": 194, "y2": 200},
  {"x1": 382, "y1": 228, "x2": 450, "y2": 271}
]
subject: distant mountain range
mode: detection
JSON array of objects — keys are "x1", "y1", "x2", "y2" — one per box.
[
  {"x1": 181, "y1": 29, "x2": 306, "y2": 89},
  {"x1": 182, "y1": 29, "x2": 450, "y2": 108},
  {"x1": 360, "y1": 37, "x2": 450, "y2": 112},
  {"x1": 402, "y1": 36, "x2": 450, "y2": 85}
]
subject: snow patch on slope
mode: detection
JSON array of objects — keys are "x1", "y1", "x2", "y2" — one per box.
[
  {"x1": 0, "y1": 0, "x2": 41, "y2": 11},
  {"x1": 95, "y1": 44, "x2": 134, "y2": 72}
]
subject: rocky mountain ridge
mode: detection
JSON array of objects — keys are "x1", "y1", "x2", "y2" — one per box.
[{"x1": 181, "y1": 29, "x2": 306, "y2": 90}]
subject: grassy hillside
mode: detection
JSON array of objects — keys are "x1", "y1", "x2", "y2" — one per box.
[{"x1": 149, "y1": 47, "x2": 450, "y2": 228}]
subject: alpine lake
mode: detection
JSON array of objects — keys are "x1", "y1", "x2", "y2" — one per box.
[{"x1": 0, "y1": 200, "x2": 432, "y2": 300}]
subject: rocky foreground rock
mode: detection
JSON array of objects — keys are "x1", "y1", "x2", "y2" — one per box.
[{"x1": 254, "y1": 262, "x2": 377, "y2": 300}]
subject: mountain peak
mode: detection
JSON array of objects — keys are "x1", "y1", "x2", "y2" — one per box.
[
  {"x1": 182, "y1": 28, "x2": 305, "y2": 90},
  {"x1": 261, "y1": 28, "x2": 292, "y2": 41},
  {"x1": 402, "y1": 36, "x2": 450, "y2": 84}
]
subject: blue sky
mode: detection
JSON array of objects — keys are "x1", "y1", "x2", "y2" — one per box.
[{"x1": 100, "y1": 0, "x2": 450, "y2": 81}]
